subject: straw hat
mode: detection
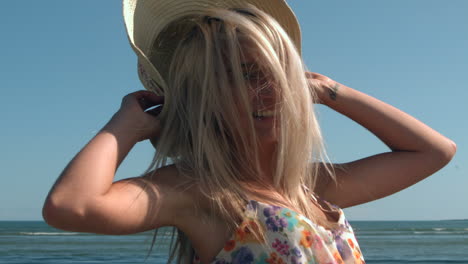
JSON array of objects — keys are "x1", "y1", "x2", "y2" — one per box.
[{"x1": 122, "y1": 0, "x2": 301, "y2": 93}]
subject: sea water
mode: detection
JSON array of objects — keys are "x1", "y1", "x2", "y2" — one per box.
[{"x1": 1, "y1": 220, "x2": 467, "y2": 264}]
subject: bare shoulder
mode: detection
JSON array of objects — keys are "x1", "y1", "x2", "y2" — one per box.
[
  {"x1": 311, "y1": 162, "x2": 344, "y2": 197},
  {"x1": 136, "y1": 164, "x2": 199, "y2": 226}
]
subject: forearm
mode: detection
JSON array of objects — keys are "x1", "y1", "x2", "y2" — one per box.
[
  {"x1": 321, "y1": 83, "x2": 456, "y2": 158},
  {"x1": 45, "y1": 113, "x2": 139, "y2": 209}
]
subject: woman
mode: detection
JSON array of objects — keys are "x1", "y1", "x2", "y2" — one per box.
[{"x1": 42, "y1": 1, "x2": 456, "y2": 264}]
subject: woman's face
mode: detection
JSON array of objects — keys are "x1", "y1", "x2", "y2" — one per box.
[{"x1": 233, "y1": 48, "x2": 280, "y2": 146}]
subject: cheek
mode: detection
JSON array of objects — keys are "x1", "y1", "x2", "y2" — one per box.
[
  {"x1": 232, "y1": 97, "x2": 252, "y2": 125},
  {"x1": 249, "y1": 80, "x2": 278, "y2": 103}
]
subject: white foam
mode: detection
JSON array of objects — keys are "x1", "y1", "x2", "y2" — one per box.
[
  {"x1": 20, "y1": 232, "x2": 78, "y2": 236},
  {"x1": 413, "y1": 231, "x2": 466, "y2": 235}
]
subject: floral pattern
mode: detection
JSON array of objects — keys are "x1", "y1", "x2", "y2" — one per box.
[{"x1": 194, "y1": 195, "x2": 366, "y2": 264}]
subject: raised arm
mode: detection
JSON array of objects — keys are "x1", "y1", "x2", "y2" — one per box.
[
  {"x1": 42, "y1": 91, "x2": 185, "y2": 234},
  {"x1": 307, "y1": 72, "x2": 457, "y2": 208}
]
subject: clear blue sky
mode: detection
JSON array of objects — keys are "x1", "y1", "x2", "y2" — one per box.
[{"x1": 1, "y1": 1, "x2": 466, "y2": 221}]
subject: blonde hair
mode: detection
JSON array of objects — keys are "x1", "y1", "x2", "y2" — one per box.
[{"x1": 141, "y1": 5, "x2": 337, "y2": 263}]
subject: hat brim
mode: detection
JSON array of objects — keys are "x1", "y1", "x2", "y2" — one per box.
[{"x1": 123, "y1": 0, "x2": 301, "y2": 92}]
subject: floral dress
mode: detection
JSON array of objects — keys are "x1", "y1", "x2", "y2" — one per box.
[{"x1": 193, "y1": 194, "x2": 366, "y2": 264}]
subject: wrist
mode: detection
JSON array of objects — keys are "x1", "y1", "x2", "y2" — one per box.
[
  {"x1": 319, "y1": 82, "x2": 342, "y2": 106},
  {"x1": 101, "y1": 113, "x2": 141, "y2": 144},
  {"x1": 96, "y1": 120, "x2": 138, "y2": 168}
]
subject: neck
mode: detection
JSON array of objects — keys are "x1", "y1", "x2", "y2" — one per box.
[{"x1": 257, "y1": 142, "x2": 277, "y2": 184}]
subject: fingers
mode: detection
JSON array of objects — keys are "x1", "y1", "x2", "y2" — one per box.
[
  {"x1": 124, "y1": 90, "x2": 165, "y2": 113},
  {"x1": 305, "y1": 71, "x2": 321, "y2": 79},
  {"x1": 144, "y1": 104, "x2": 163, "y2": 116},
  {"x1": 138, "y1": 97, "x2": 161, "y2": 111},
  {"x1": 129, "y1": 90, "x2": 164, "y2": 104}
]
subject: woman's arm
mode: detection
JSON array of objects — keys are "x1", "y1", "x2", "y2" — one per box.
[
  {"x1": 42, "y1": 91, "x2": 185, "y2": 234},
  {"x1": 307, "y1": 72, "x2": 457, "y2": 208}
]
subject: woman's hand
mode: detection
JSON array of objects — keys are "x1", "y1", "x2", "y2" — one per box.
[
  {"x1": 107, "y1": 90, "x2": 164, "y2": 143},
  {"x1": 305, "y1": 71, "x2": 339, "y2": 104}
]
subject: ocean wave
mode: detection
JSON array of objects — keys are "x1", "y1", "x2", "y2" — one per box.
[
  {"x1": 357, "y1": 228, "x2": 468, "y2": 236},
  {"x1": 412, "y1": 231, "x2": 468, "y2": 235},
  {"x1": 366, "y1": 258, "x2": 468, "y2": 263},
  {"x1": 19, "y1": 232, "x2": 79, "y2": 236}
]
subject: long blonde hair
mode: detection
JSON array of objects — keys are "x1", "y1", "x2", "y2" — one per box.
[{"x1": 142, "y1": 4, "x2": 337, "y2": 263}]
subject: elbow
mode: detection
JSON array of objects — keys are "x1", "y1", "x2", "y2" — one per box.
[
  {"x1": 42, "y1": 196, "x2": 86, "y2": 231},
  {"x1": 42, "y1": 198, "x2": 61, "y2": 228},
  {"x1": 450, "y1": 140, "x2": 457, "y2": 156},
  {"x1": 441, "y1": 139, "x2": 457, "y2": 162},
  {"x1": 432, "y1": 139, "x2": 457, "y2": 167}
]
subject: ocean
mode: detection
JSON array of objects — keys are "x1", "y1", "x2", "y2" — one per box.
[{"x1": 1, "y1": 220, "x2": 467, "y2": 264}]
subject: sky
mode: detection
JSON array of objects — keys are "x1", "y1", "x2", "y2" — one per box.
[{"x1": 0, "y1": 0, "x2": 466, "y2": 221}]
